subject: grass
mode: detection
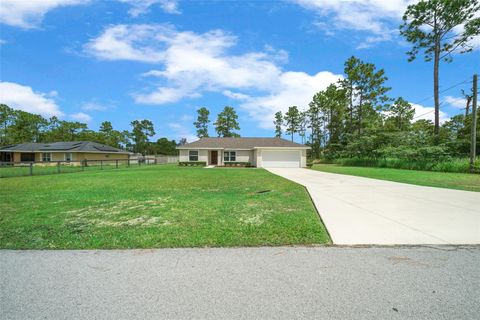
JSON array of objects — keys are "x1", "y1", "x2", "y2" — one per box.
[
  {"x1": 0, "y1": 164, "x2": 329, "y2": 249},
  {"x1": 312, "y1": 164, "x2": 480, "y2": 192}
]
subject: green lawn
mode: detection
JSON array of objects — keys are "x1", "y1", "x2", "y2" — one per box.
[
  {"x1": 0, "y1": 165, "x2": 329, "y2": 249},
  {"x1": 312, "y1": 164, "x2": 480, "y2": 192}
]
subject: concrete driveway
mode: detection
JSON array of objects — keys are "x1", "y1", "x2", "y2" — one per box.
[{"x1": 267, "y1": 168, "x2": 480, "y2": 245}]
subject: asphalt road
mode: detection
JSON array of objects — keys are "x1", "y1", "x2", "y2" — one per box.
[{"x1": 1, "y1": 246, "x2": 479, "y2": 320}]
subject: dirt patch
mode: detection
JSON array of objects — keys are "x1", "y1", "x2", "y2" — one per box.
[{"x1": 65, "y1": 197, "x2": 171, "y2": 228}]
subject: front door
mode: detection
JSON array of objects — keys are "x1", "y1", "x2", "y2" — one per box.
[{"x1": 211, "y1": 151, "x2": 218, "y2": 165}]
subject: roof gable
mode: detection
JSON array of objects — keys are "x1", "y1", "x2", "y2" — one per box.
[{"x1": 177, "y1": 137, "x2": 309, "y2": 149}]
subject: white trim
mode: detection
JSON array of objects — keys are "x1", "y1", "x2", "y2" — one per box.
[
  {"x1": 188, "y1": 150, "x2": 199, "y2": 161},
  {"x1": 177, "y1": 147, "x2": 224, "y2": 150},
  {"x1": 253, "y1": 146, "x2": 310, "y2": 150},
  {"x1": 223, "y1": 150, "x2": 236, "y2": 162},
  {"x1": 42, "y1": 152, "x2": 52, "y2": 162}
]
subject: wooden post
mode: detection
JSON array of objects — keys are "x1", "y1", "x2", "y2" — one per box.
[
  {"x1": 470, "y1": 74, "x2": 478, "y2": 173},
  {"x1": 57, "y1": 161, "x2": 60, "y2": 174},
  {"x1": 29, "y1": 163, "x2": 33, "y2": 176},
  {"x1": 101, "y1": 160, "x2": 103, "y2": 170},
  {"x1": 116, "y1": 160, "x2": 118, "y2": 169},
  {"x1": 82, "y1": 160, "x2": 85, "y2": 171}
]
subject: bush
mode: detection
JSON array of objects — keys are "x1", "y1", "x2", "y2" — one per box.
[
  {"x1": 327, "y1": 157, "x2": 477, "y2": 173},
  {"x1": 178, "y1": 161, "x2": 207, "y2": 167},
  {"x1": 223, "y1": 162, "x2": 251, "y2": 167}
]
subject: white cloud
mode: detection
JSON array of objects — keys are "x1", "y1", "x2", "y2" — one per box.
[
  {"x1": 81, "y1": 101, "x2": 112, "y2": 111},
  {"x1": 411, "y1": 103, "x2": 449, "y2": 123},
  {"x1": 234, "y1": 71, "x2": 342, "y2": 129},
  {"x1": 0, "y1": 81, "x2": 63, "y2": 117},
  {"x1": 119, "y1": 0, "x2": 180, "y2": 16},
  {"x1": 292, "y1": 0, "x2": 414, "y2": 41},
  {"x1": 84, "y1": 24, "x2": 167, "y2": 62},
  {"x1": 168, "y1": 123, "x2": 196, "y2": 142},
  {"x1": 69, "y1": 112, "x2": 92, "y2": 123},
  {"x1": 85, "y1": 24, "x2": 342, "y2": 128},
  {"x1": 0, "y1": 0, "x2": 87, "y2": 28},
  {"x1": 0, "y1": 39, "x2": 6, "y2": 45},
  {"x1": 292, "y1": 0, "x2": 480, "y2": 50},
  {"x1": 444, "y1": 96, "x2": 466, "y2": 109}
]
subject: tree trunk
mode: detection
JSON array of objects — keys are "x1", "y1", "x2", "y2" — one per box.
[
  {"x1": 465, "y1": 97, "x2": 472, "y2": 117},
  {"x1": 358, "y1": 95, "x2": 363, "y2": 135}
]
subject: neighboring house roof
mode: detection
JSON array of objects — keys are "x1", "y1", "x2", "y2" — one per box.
[
  {"x1": 177, "y1": 137, "x2": 310, "y2": 149},
  {"x1": 0, "y1": 141, "x2": 129, "y2": 153}
]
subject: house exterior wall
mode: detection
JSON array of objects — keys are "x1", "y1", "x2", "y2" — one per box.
[
  {"x1": 75, "y1": 152, "x2": 129, "y2": 161},
  {"x1": 301, "y1": 149, "x2": 307, "y2": 167},
  {"x1": 223, "y1": 150, "x2": 253, "y2": 164},
  {"x1": 179, "y1": 149, "x2": 208, "y2": 162},
  {"x1": 178, "y1": 148, "x2": 307, "y2": 167}
]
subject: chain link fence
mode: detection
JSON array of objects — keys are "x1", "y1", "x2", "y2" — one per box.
[{"x1": 0, "y1": 158, "x2": 163, "y2": 178}]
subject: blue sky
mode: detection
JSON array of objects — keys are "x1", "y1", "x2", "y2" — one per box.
[{"x1": 0, "y1": 0, "x2": 479, "y2": 142}]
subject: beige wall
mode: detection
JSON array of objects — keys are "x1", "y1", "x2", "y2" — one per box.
[
  {"x1": 301, "y1": 149, "x2": 307, "y2": 167},
  {"x1": 179, "y1": 149, "x2": 209, "y2": 162},
  {"x1": 222, "y1": 150, "x2": 253, "y2": 164},
  {"x1": 75, "y1": 152, "x2": 129, "y2": 161},
  {"x1": 178, "y1": 148, "x2": 307, "y2": 167},
  {"x1": 180, "y1": 149, "x2": 254, "y2": 165}
]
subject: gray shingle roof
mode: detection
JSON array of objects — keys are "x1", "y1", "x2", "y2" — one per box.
[
  {"x1": 0, "y1": 141, "x2": 129, "y2": 153},
  {"x1": 177, "y1": 137, "x2": 309, "y2": 149}
]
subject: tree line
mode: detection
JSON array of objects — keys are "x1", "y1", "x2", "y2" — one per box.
[
  {"x1": 273, "y1": 0, "x2": 480, "y2": 171},
  {"x1": 0, "y1": 104, "x2": 180, "y2": 156},
  {"x1": 273, "y1": 55, "x2": 478, "y2": 166}
]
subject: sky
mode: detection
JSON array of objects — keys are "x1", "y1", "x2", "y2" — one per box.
[{"x1": 0, "y1": 0, "x2": 479, "y2": 143}]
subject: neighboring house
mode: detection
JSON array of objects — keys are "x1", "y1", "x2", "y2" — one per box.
[
  {"x1": 177, "y1": 137, "x2": 310, "y2": 168},
  {"x1": 0, "y1": 141, "x2": 130, "y2": 163}
]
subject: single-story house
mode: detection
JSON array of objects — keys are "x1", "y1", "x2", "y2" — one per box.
[
  {"x1": 177, "y1": 137, "x2": 310, "y2": 168},
  {"x1": 0, "y1": 141, "x2": 130, "y2": 163}
]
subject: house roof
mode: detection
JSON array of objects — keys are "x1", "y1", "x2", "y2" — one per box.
[
  {"x1": 177, "y1": 137, "x2": 310, "y2": 149},
  {"x1": 0, "y1": 141, "x2": 130, "y2": 153}
]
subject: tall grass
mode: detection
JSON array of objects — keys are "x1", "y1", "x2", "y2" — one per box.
[{"x1": 315, "y1": 157, "x2": 478, "y2": 173}]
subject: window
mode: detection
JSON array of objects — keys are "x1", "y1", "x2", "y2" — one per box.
[
  {"x1": 64, "y1": 153, "x2": 73, "y2": 162},
  {"x1": 189, "y1": 150, "x2": 199, "y2": 161},
  {"x1": 224, "y1": 151, "x2": 236, "y2": 162},
  {"x1": 42, "y1": 153, "x2": 52, "y2": 162},
  {"x1": 20, "y1": 153, "x2": 35, "y2": 162}
]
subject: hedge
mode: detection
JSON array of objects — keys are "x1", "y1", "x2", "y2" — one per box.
[
  {"x1": 179, "y1": 161, "x2": 207, "y2": 167},
  {"x1": 223, "y1": 162, "x2": 251, "y2": 167}
]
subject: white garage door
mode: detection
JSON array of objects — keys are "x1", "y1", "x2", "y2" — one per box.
[{"x1": 261, "y1": 150, "x2": 300, "y2": 168}]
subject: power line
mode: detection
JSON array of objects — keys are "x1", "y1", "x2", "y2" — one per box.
[{"x1": 409, "y1": 79, "x2": 472, "y2": 106}]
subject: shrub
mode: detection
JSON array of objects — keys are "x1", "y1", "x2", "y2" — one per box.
[
  {"x1": 223, "y1": 162, "x2": 251, "y2": 167},
  {"x1": 178, "y1": 161, "x2": 207, "y2": 167},
  {"x1": 326, "y1": 157, "x2": 477, "y2": 173}
]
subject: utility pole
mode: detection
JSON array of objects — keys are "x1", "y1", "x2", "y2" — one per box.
[{"x1": 470, "y1": 74, "x2": 478, "y2": 173}]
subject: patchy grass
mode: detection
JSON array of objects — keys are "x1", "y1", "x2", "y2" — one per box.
[
  {"x1": 0, "y1": 165, "x2": 329, "y2": 249},
  {"x1": 312, "y1": 164, "x2": 480, "y2": 192}
]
